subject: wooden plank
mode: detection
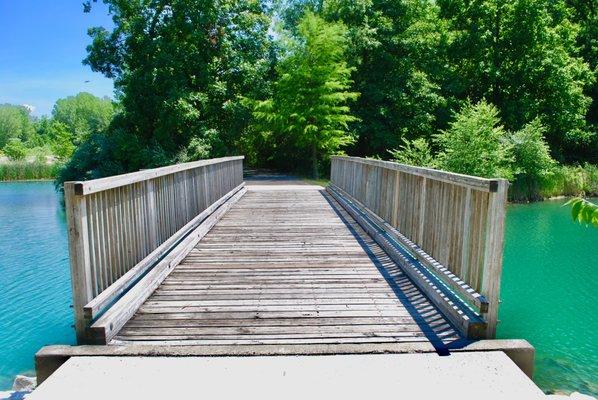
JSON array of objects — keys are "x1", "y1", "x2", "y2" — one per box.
[
  {"x1": 88, "y1": 187, "x2": 247, "y2": 344},
  {"x1": 114, "y1": 186, "x2": 461, "y2": 348},
  {"x1": 124, "y1": 316, "x2": 424, "y2": 327},
  {"x1": 111, "y1": 336, "x2": 458, "y2": 346},
  {"x1": 118, "y1": 325, "x2": 452, "y2": 336}
]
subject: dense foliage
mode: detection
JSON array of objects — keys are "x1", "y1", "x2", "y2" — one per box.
[
  {"x1": 3, "y1": 0, "x2": 595, "y2": 199},
  {"x1": 52, "y1": 92, "x2": 114, "y2": 146}
]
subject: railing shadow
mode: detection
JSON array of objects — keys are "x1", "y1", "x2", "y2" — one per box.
[{"x1": 321, "y1": 189, "x2": 473, "y2": 355}]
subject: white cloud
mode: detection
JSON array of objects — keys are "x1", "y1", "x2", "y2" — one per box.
[{"x1": 21, "y1": 104, "x2": 36, "y2": 114}]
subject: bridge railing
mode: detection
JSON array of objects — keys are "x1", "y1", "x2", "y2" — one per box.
[
  {"x1": 64, "y1": 156, "x2": 244, "y2": 342},
  {"x1": 330, "y1": 156, "x2": 508, "y2": 337}
]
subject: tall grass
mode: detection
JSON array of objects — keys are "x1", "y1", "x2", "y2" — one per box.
[
  {"x1": 510, "y1": 163, "x2": 598, "y2": 201},
  {"x1": 0, "y1": 161, "x2": 61, "y2": 181}
]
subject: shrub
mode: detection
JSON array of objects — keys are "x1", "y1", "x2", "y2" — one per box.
[
  {"x1": 435, "y1": 100, "x2": 513, "y2": 179},
  {"x1": 538, "y1": 165, "x2": 585, "y2": 198},
  {"x1": 508, "y1": 119, "x2": 556, "y2": 201},
  {"x1": 583, "y1": 163, "x2": 598, "y2": 196},
  {"x1": 388, "y1": 138, "x2": 437, "y2": 168},
  {"x1": 3, "y1": 138, "x2": 28, "y2": 160}
]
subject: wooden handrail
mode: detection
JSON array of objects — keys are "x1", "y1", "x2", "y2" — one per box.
[
  {"x1": 332, "y1": 156, "x2": 501, "y2": 192},
  {"x1": 64, "y1": 156, "x2": 244, "y2": 343},
  {"x1": 330, "y1": 156, "x2": 508, "y2": 337},
  {"x1": 71, "y1": 156, "x2": 244, "y2": 195}
]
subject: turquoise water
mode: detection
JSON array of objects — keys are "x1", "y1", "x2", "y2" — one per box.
[
  {"x1": 0, "y1": 182, "x2": 74, "y2": 390},
  {"x1": 498, "y1": 198, "x2": 598, "y2": 396},
  {"x1": 0, "y1": 182, "x2": 596, "y2": 394}
]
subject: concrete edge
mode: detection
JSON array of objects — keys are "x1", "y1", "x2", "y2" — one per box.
[{"x1": 36, "y1": 339, "x2": 534, "y2": 385}]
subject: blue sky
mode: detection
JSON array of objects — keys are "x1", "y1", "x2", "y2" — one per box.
[{"x1": 0, "y1": 0, "x2": 114, "y2": 116}]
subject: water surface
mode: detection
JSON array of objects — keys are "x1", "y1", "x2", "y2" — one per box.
[
  {"x1": 498, "y1": 198, "x2": 598, "y2": 396},
  {"x1": 0, "y1": 182, "x2": 74, "y2": 389}
]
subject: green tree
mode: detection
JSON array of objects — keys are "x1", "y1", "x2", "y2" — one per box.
[
  {"x1": 250, "y1": 12, "x2": 359, "y2": 177},
  {"x1": 83, "y1": 0, "x2": 271, "y2": 157},
  {"x1": 36, "y1": 117, "x2": 78, "y2": 160},
  {"x1": 435, "y1": 100, "x2": 512, "y2": 179},
  {"x1": 0, "y1": 105, "x2": 36, "y2": 148},
  {"x1": 565, "y1": 0, "x2": 597, "y2": 138},
  {"x1": 52, "y1": 92, "x2": 114, "y2": 145},
  {"x1": 59, "y1": 0, "x2": 274, "y2": 185}
]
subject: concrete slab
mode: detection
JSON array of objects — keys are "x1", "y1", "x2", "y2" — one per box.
[{"x1": 30, "y1": 351, "x2": 544, "y2": 400}]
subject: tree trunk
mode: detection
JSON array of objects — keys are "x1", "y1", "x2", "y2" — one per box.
[
  {"x1": 492, "y1": 2, "x2": 502, "y2": 106},
  {"x1": 311, "y1": 144, "x2": 318, "y2": 179}
]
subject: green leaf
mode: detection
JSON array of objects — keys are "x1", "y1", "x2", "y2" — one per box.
[{"x1": 571, "y1": 200, "x2": 583, "y2": 221}]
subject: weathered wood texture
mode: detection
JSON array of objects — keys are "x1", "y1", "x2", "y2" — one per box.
[
  {"x1": 327, "y1": 185, "x2": 486, "y2": 340},
  {"x1": 114, "y1": 185, "x2": 461, "y2": 347},
  {"x1": 64, "y1": 156, "x2": 244, "y2": 343},
  {"x1": 330, "y1": 156, "x2": 508, "y2": 337}
]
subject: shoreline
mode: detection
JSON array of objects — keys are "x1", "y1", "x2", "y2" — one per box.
[
  {"x1": 508, "y1": 193, "x2": 598, "y2": 205},
  {"x1": 0, "y1": 179, "x2": 54, "y2": 183}
]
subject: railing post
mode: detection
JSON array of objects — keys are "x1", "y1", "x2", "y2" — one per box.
[
  {"x1": 417, "y1": 177, "x2": 427, "y2": 245},
  {"x1": 460, "y1": 188, "x2": 473, "y2": 280},
  {"x1": 481, "y1": 179, "x2": 509, "y2": 338},
  {"x1": 64, "y1": 182, "x2": 94, "y2": 343}
]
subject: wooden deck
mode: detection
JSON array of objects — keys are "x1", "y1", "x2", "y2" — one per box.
[{"x1": 113, "y1": 182, "x2": 461, "y2": 347}]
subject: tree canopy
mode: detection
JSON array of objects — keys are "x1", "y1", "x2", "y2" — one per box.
[
  {"x1": 0, "y1": 105, "x2": 35, "y2": 148},
  {"x1": 52, "y1": 92, "x2": 114, "y2": 145},
  {"x1": 49, "y1": 0, "x2": 596, "y2": 199},
  {"x1": 82, "y1": 0, "x2": 273, "y2": 169}
]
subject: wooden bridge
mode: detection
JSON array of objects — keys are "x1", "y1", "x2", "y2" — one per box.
[
  {"x1": 30, "y1": 156, "x2": 548, "y2": 399},
  {"x1": 61, "y1": 155, "x2": 509, "y2": 350}
]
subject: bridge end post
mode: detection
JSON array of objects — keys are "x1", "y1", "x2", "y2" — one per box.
[
  {"x1": 64, "y1": 182, "x2": 94, "y2": 344},
  {"x1": 481, "y1": 179, "x2": 509, "y2": 338}
]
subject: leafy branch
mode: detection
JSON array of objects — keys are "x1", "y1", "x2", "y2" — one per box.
[{"x1": 564, "y1": 198, "x2": 598, "y2": 228}]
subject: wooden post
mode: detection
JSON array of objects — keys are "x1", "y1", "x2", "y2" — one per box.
[
  {"x1": 64, "y1": 182, "x2": 94, "y2": 344},
  {"x1": 146, "y1": 179, "x2": 159, "y2": 248},
  {"x1": 460, "y1": 188, "x2": 472, "y2": 280},
  {"x1": 417, "y1": 177, "x2": 427, "y2": 245},
  {"x1": 481, "y1": 179, "x2": 509, "y2": 338}
]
